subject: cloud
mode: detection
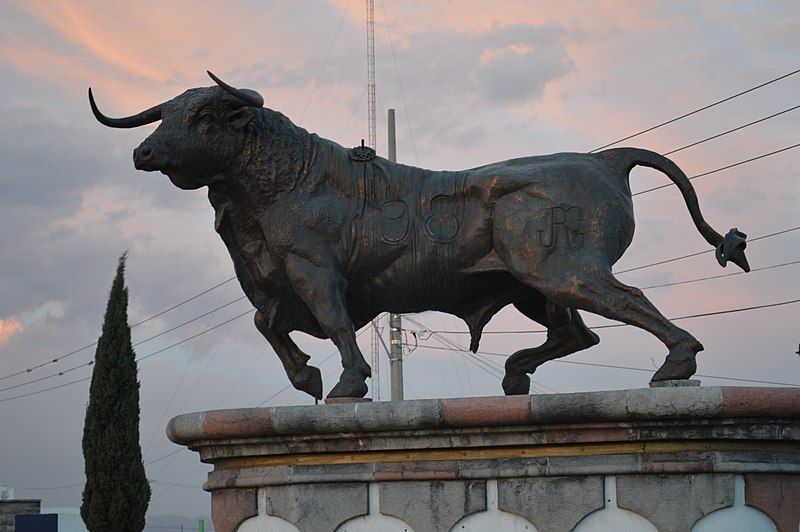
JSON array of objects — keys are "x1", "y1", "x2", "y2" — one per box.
[
  {"x1": 372, "y1": 21, "x2": 572, "y2": 105},
  {"x1": 19, "y1": 301, "x2": 67, "y2": 324},
  {"x1": 0, "y1": 317, "x2": 23, "y2": 344}
]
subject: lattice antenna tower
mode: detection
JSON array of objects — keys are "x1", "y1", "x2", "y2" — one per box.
[
  {"x1": 366, "y1": 0, "x2": 377, "y2": 149},
  {"x1": 366, "y1": 0, "x2": 381, "y2": 400}
]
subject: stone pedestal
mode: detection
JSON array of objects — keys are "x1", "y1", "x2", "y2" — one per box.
[{"x1": 168, "y1": 387, "x2": 800, "y2": 532}]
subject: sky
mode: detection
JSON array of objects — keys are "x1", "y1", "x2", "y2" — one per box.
[{"x1": 0, "y1": 0, "x2": 798, "y2": 522}]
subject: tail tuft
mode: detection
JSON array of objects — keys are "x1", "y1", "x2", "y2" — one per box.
[{"x1": 716, "y1": 228, "x2": 750, "y2": 272}]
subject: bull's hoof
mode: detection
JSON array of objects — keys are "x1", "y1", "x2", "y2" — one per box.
[
  {"x1": 327, "y1": 368, "x2": 368, "y2": 399},
  {"x1": 651, "y1": 346, "x2": 699, "y2": 382},
  {"x1": 291, "y1": 365, "x2": 323, "y2": 400},
  {"x1": 502, "y1": 371, "x2": 531, "y2": 395}
]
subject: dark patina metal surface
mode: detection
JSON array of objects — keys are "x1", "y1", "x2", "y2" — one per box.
[{"x1": 89, "y1": 72, "x2": 750, "y2": 399}]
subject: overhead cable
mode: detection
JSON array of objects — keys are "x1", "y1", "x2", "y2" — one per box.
[
  {"x1": 633, "y1": 143, "x2": 800, "y2": 197},
  {"x1": 416, "y1": 297, "x2": 800, "y2": 336},
  {"x1": 615, "y1": 224, "x2": 800, "y2": 274},
  {"x1": 590, "y1": 67, "x2": 800, "y2": 152}
]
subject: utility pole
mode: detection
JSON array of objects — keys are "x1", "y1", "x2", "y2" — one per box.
[
  {"x1": 387, "y1": 109, "x2": 404, "y2": 401},
  {"x1": 366, "y1": 0, "x2": 381, "y2": 401}
]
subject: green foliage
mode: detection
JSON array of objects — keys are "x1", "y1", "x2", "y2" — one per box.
[{"x1": 81, "y1": 254, "x2": 150, "y2": 531}]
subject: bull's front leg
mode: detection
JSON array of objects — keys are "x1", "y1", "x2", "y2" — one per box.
[
  {"x1": 285, "y1": 254, "x2": 371, "y2": 398},
  {"x1": 254, "y1": 311, "x2": 323, "y2": 400}
]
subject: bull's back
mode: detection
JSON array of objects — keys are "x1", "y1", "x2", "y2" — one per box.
[{"x1": 344, "y1": 152, "x2": 634, "y2": 313}]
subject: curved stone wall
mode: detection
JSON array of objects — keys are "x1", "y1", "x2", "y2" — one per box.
[{"x1": 168, "y1": 386, "x2": 800, "y2": 532}]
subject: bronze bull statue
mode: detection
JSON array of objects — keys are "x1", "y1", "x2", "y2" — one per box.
[{"x1": 89, "y1": 72, "x2": 749, "y2": 399}]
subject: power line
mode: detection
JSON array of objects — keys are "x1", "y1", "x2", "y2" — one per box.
[
  {"x1": 339, "y1": 84, "x2": 368, "y2": 139},
  {"x1": 615, "y1": 224, "x2": 800, "y2": 275},
  {"x1": 145, "y1": 449, "x2": 183, "y2": 467},
  {"x1": 298, "y1": 0, "x2": 353, "y2": 126},
  {"x1": 633, "y1": 142, "x2": 800, "y2": 197},
  {"x1": 0, "y1": 279, "x2": 237, "y2": 382},
  {"x1": 0, "y1": 375, "x2": 91, "y2": 404},
  {"x1": 0, "y1": 297, "x2": 249, "y2": 392},
  {"x1": 662, "y1": 104, "x2": 800, "y2": 156},
  {"x1": 135, "y1": 309, "x2": 255, "y2": 364},
  {"x1": 379, "y1": 0, "x2": 419, "y2": 164},
  {"x1": 404, "y1": 315, "x2": 556, "y2": 394},
  {"x1": 590, "y1": 67, "x2": 800, "y2": 152},
  {"x1": 418, "y1": 343, "x2": 799, "y2": 388},
  {"x1": 640, "y1": 259, "x2": 800, "y2": 290},
  {"x1": 414, "y1": 296, "x2": 800, "y2": 336},
  {"x1": 141, "y1": 285, "x2": 239, "y2": 462},
  {"x1": 14, "y1": 252, "x2": 787, "y2": 395},
  {"x1": 215, "y1": 348, "x2": 267, "y2": 408},
  {"x1": 0, "y1": 309, "x2": 379, "y2": 406},
  {"x1": 130, "y1": 278, "x2": 236, "y2": 328},
  {"x1": 148, "y1": 348, "x2": 268, "y2": 480},
  {"x1": 0, "y1": 309, "x2": 255, "y2": 404},
  {"x1": 13, "y1": 482, "x2": 85, "y2": 491}
]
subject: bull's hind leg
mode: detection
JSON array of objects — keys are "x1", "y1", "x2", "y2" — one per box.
[
  {"x1": 503, "y1": 300, "x2": 599, "y2": 395},
  {"x1": 527, "y1": 266, "x2": 703, "y2": 382},
  {"x1": 255, "y1": 311, "x2": 323, "y2": 400}
]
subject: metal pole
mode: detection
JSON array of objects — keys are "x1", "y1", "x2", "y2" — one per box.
[
  {"x1": 387, "y1": 109, "x2": 396, "y2": 162},
  {"x1": 387, "y1": 109, "x2": 403, "y2": 401}
]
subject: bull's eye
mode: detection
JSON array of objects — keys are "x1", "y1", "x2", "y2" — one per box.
[{"x1": 199, "y1": 113, "x2": 213, "y2": 126}]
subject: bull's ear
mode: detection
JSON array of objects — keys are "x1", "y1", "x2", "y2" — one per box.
[{"x1": 227, "y1": 107, "x2": 253, "y2": 129}]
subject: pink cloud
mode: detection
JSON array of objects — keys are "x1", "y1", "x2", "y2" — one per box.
[{"x1": 0, "y1": 318, "x2": 23, "y2": 345}]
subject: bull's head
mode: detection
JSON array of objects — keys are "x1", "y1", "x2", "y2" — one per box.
[{"x1": 89, "y1": 71, "x2": 264, "y2": 189}]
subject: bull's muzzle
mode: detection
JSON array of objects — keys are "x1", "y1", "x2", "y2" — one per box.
[{"x1": 133, "y1": 143, "x2": 161, "y2": 171}]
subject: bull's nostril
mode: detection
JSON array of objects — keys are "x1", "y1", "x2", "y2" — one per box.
[{"x1": 140, "y1": 146, "x2": 153, "y2": 159}]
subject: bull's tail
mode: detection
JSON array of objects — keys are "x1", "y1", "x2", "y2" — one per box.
[{"x1": 597, "y1": 147, "x2": 750, "y2": 272}]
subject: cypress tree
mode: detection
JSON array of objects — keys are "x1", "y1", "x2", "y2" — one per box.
[{"x1": 81, "y1": 254, "x2": 150, "y2": 531}]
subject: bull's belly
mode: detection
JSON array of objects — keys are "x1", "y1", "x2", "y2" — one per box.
[{"x1": 344, "y1": 236, "x2": 496, "y2": 319}]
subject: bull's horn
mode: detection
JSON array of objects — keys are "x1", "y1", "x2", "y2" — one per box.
[
  {"x1": 88, "y1": 88, "x2": 164, "y2": 128},
  {"x1": 207, "y1": 71, "x2": 264, "y2": 107}
]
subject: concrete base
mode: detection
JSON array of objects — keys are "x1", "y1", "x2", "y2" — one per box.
[
  {"x1": 649, "y1": 379, "x2": 701, "y2": 387},
  {"x1": 323, "y1": 397, "x2": 373, "y2": 405},
  {"x1": 168, "y1": 387, "x2": 800, "y2": 532}
]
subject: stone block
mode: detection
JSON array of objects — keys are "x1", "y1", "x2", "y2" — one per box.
[
  {"x1": 373, "y1": 460, "x2": 459, "y2": 481},
  {"x1": 457, "y1": 457, "x2": 548, "y2": 479},
  {"x1": 745, "y1": 473, "x2": 800, "y2": 532},
  {"x1": 640, "y1": 451, "x2": 715, "y2": 474},
  {"x1": 351, "y1": 399, "x2": 443, "y2": 432},
  {"x1": 722, "y1": 387, "x2": 800, "y2": 418},
  {"x1": 324, "y1": 397, "x2": 372, "y2": 404},
  {"x1": 289, "y1": 463, "x2": 375, "y2": 484},
  {"x1": 545, "y1": 453, "x2": 641, "y2": 476},
  {"x1": 211, "y1": 488, "x2": 257, "y2": 532},
  {"x1": 379, "y1": 480, "x2": 485, "y2": 532},
  {"x1": 530, "y1": 387, "x2": 723, "y2": 422},
  {"x1": 497, "y1": 476, "x2": 603, "y2": 532},
  {"x1": 262, "y1": 482, "x2": 368, "y2": 532},
  {"x1": 441, "y1": 395, "x2": 532, "y2": 427},
  {"x1": 616, "y1": 473, "x2": 734, "y2": 532},
  {"x1": 649, "y1": 379, "x2": 701, "y2": 387},
  {"x1": 203, "y1": 408, "x2": 273, "y2": 439}
]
